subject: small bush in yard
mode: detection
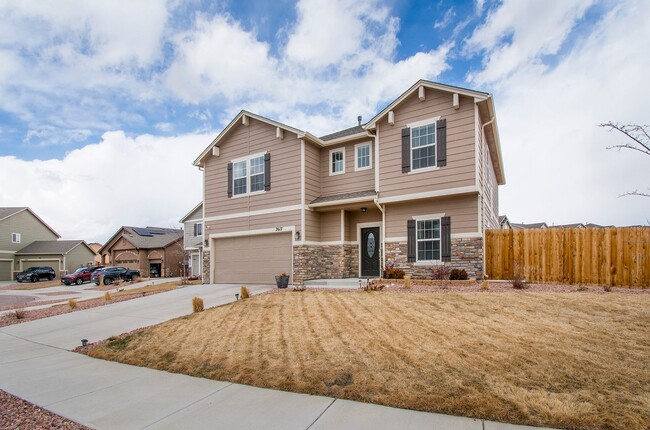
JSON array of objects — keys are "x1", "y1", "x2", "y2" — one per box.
[
  {"x1": 385, "y1": 267, "x2": 405, "y2": 279},
  {"x1": 292, "y1": 285, "x2": 306, "y2": 292},
  {"x1": 104, "y1": 291, "x2": 112, "y2": 301},
  {"x1": 603, "y1": 284, "x2": 612, "y2": 292},
  {"x1": 403, "y1": 275, "x2": 412, "y2": 289},
  {"x1": 240, "y1": 286, "x2": 250, "y2": 299},
  {"x1": 68, "y1": 299, "x2": 77, "y2": 309},
  {"x1": 14, "y1": 308, "x2": 25, "y2": 320},
  {"x1": 481, "y1": 280, "x2": 489, "y2": 291},
  {"x1": 430, "y1": 265, "x2": 450, "y2": 280},
  {"x1": 449, "y1": 269, "x2": 468, "y2": 280},
  {"x1": 577, "y1": 284, "x2": 588, "y2": 292},
  {"x1": 361, "y1": 280, "x2": 385, "y2": 291},
  {"x1": 511, "y1": 264, "x2": 528, "y2": 289},
  {"x1": 192, "y1": 297, "x2": 204, "y2": 313}
]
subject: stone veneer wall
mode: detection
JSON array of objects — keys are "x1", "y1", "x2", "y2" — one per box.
[
  {"x1": 384, "y1": 237, "x2": 483, "y2": 279},
  {"x1": 293, "y1": 244, "x2": 359, "y2": 285},
  {"x1": 202, "y1": 250, "x2": 210, "y2": 284}
]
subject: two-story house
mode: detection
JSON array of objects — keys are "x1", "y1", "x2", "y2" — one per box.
[
  {"x1": 179, "y1": 202, "x2": 204, "y2": 278},
  {"x1": 193, "y1": 80, "x2": 505, "y2": 285}
]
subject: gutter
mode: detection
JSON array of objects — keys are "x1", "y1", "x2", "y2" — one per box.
[{"x1": 373, "y1": 198, "x2": 386, "y2": 278}]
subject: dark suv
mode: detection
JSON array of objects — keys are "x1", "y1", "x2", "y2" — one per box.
[
  {"x1": 16, "y1": 266, "x2": 56, "y2": 283},
  {"x1": 91, "y1": 266, "x2": 140, "y2": 285},
  {"x1": 61, "y1": 266, "x2": 103, "y2": 286}
]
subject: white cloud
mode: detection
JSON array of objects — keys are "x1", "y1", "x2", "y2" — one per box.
[
  {"x1": 465, "y1": 0, "x2": 596, "y2": 85},
  {"x1": 473, "y1": 0, "x2": 650, "y2": 226},
  {"x1": 0, "y1": 132, "x2": 209, "y2": 243},
  {"x1": 434, "y1": 7, "x2": 455, "y2": 30}
]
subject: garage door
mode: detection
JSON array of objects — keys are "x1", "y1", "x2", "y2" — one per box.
[
  {"x1": 214, "y1": 233, "x2": 292, "y2": 284},
  {"x1": 19, "y1": 260, "x2": 61, "y2": 278},
  {"x1": 0, "y1": 261, "x2": 12, "y2": 281}
]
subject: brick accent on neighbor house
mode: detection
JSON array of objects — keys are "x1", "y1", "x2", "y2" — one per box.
[
  {"x1": 385, "y1": 237, "x2": 483, "y2": 279},
  {"x1": 293, "y1": 244, "x2": 359, "y2": 285},
  {"x1": 202, "y1": 250, "x2": 210, "y2": 283}
]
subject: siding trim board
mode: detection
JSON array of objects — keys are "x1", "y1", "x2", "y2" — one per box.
[
  {"x1": 204, "y1": 205, "x2": 305, "y2": 222},
  {"x1": 378, "y1": 185, "x2": 479, "y2": 204}
]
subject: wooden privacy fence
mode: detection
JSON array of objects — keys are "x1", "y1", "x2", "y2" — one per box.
[{"x1": 485, "y1": 227, "x2": 650, "y2": 288}]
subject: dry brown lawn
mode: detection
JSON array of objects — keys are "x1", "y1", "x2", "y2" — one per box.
[{"x1": 87, "y1": 291, "x2": 650, "y2": 430}]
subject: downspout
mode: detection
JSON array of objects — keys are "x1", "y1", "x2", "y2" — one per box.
[
  {"x1": 480, "y1": 112, "x2": 495, "y2": 280},
  {"x1": 373, "y1": 198, "x2": 385, "y2": 278}
]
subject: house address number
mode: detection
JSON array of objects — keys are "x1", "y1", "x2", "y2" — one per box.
[{"x1": 275, "y1": 227, "x2": 283, "y2": 231}]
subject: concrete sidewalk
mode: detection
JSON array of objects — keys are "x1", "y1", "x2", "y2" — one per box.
[{"x1": 0, "y1": 284, "x2": 550, "y2": 430}]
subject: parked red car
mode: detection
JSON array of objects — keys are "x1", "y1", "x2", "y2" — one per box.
[{"x1": 61, "y1": 266, "x2": 103, "y2": 286}]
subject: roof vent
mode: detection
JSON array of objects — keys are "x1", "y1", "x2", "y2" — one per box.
[{"x1": 357, "y1": 115, "x2": 362, "y2": 126}]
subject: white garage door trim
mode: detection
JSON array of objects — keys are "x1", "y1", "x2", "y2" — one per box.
[{"x1": 210, "y1": 226, "x2": 295, "y2": 284}]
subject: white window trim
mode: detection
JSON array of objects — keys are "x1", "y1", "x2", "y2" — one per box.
[
  {"x1": 408, "y1": 116, "x2": 440, "y2": 173},
  {"x1": 231, "y1": 152, "x2": 267, "y2": 198},
  {"x1": 415, "y1": 217, "x2": 442, "y2": 263},
  {"x1": 11, "y1": 233, "x2": 21, "y2": 244},
  {"x1": 329, "y1": 147, "x2": 345, "y2": 176},
  {"x1": 354, "y1": 142, "x2": 372, "y2": 171}
]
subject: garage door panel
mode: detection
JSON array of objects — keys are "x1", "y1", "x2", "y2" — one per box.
[
  {"x1": 0, "y1": 261, "x2": 12, "y2": 281},
  {"x1": 214, "y1": 233, "x2": 291, "y2": 284}
]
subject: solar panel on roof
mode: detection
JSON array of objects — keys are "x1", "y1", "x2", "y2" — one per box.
[{"x1": 132, "y1": 227, "x2": 154, "y2": 236}]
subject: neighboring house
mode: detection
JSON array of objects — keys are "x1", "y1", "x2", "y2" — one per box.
[
  {"x1": 179, "y1": 202, "x2": 204, "y2": 278},
  {"x1": 498, "y1": 215, "x2": 511, "y2": 230},
  {"x1": 15, "y1": 240, "x2": 97, "y2": 277},
  {"x1": 99, "y1": 226, "x2": 184, "y2": 277},
  {"x1": 552, "y1": 223, "x2": 585, "y2": 229},
  {"x1": 0, "y1": 207, "x2": 60, "y2": 280},
  {"x1": 511, "y1": 222, "x2": 548, "y2": 230},
  {"x1": 193, "y1": 80, "x2": 506, "y2": 284},
  {"x1": 88, "y1": 242, "x2": 109, "y2": 265}
]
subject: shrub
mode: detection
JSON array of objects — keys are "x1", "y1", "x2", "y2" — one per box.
[
  {"x1": 403, "y1": 275, "x2": 412, "y2": 289},
  {"x1": 104, "y1": 291, "x2": 112, "y2": 301},
  {"x1": 14, "y1": 307, "x2": 25, "y2": 320},
  {"x1": 430, "y1": 265, "x2": 450, "y2": 280},
  {"x1": 449, "y1": 269, "x2": 468, "y2": 280},
  {"x1": 292, "y1": 285, "x2": 306, "y2": 292},
  {"x1": 192, "y1": 297, "x2": 204, "y2": 313},
  {"x1": 577, "y1": 284, "x2": 588, "y2": 292},
  {"x1": 511, "y1": 264, "x2": 528, "y2": 289},
  {"x1": 361, "y1": 280, "x2": 385, "y2": 291},
  {"x1": 68, "y1": 299, "x2": 78, "y2": 309},
  {"x1": 240, "y1": 286, "x2": 250, "y2": 299},
  {"x1": 385, "y1": 267, "x2": 405, "y2": 279},
  {"x1": 603, "y1": 284, "x2": 612, "y2": 292},
  {"x1": 481, "y1": 280, "x2": 489, "y2": 291}
]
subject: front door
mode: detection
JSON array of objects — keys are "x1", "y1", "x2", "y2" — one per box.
[{"x1": 360, "y1": 227, "x2": 380, "y2": 277}]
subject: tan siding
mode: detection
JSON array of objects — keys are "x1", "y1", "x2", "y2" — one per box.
[
  {"x1": 320, "y1": 139, "x2": 375, "y2": 197},
  {"x1": 385, "y1": 195, "x2": 479, "y2": 238},
  {"x1": 305, "y1": 210, "x2": 321, "y2": 242},
  {"x1": 378, "y1": 89, "x2": 476, "y2": 198},
  {"x1": 0, "y1": 210, "x2": 58, "y2": 252},
  {"x1": 184, "y1": 221, "x2": 203, "y2": 249},
  {"x1": 206, "y1": 210, "x2": 301, "y2": 236},
  {"x1": 349, "y1": 208, "x2": 382, "y2": 241},
  {"x1": 476, "y1": 111, "x2": 499, "y2": 231},
  {"x1": 304, "y1": 142, "x2": 321, "y2": 203},
  {"x1": 320, "y1": 211, "x2": 341, "y2": 242},
  {"x1": 204, "y1": 117, "x2": 301, "y2": 218}
]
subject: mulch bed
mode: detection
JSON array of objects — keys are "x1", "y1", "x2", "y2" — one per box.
[
  {"x1": 0, "y1": 299, "x2": 65, "y2": 312},
  {"x1": 0, "y1": 389, "x2": 91, "y2": 430},
  {"x1": 40, "y1": 291, "x2": 81, "y2": 296},
  {"x1": 0, "y1": 290, "x2": 168, "y2": 328},
  {"x1": 0, "y1": 280, "x2": 62, "y2": 291}
]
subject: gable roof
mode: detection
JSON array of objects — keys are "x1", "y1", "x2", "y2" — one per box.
[
  {"x1": 99, "y1": 226, "x2": 183, "y2": 254},
  {"x1": 179, "y1": 202, "x2": 203, "y2": 223},
  {"x1": 16, "y1": 240, "x2": 94, "y2": 255},
  {"x1": 193, "y1": 111, "x2": 325, "y2": 166},
  {"x1": 320, "y1": 125, "x2": 366, "y2": 142},
  {"x1": 0, "y1": 207, "x2": 60, "y2": 238},
  {"x1": 511, "y1": 222, "x2": 548, "y2": 230}
]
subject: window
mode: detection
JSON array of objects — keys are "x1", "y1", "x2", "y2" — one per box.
[
  {"x1": 411, "y1": 122, "x2": 436, "y2": 170},
  {"x1": 11, "y1": 233, "x2": 21, "y2": 244},
  {"x1": 329, "y1": 148, "x2": 345, "y2": 175},
  {"x1": 193, "y1": 223, "x2": 203, "y2": 237},
  {"x1": 232, "y1": 154, "x2": 265, "y2": 196},
  {"x1": 416, "y1": 219, "x2": 440, "y2": 262},
  {"x1": 355, "y1": 143, "x2": 372, "y2": 171}
]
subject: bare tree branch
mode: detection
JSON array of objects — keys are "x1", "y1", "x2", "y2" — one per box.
[{"x1": 600, "y1": 122, "x2": 649, "y2": 198}]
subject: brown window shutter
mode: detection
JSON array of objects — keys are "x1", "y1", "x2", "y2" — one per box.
[
  {"x1": 227, "y1": 162, "x2": 233, "y2": 198},
  {"x1": 437, "y1": 118, "x2": 447, "y2": 167},
  {"x1": 441, "y1": 216, "x2": 451, "y2": 262},
  {"x1": 402, "y1": 128, "x2": 411, "y2": 173},
  {"x1": 407, "y1": 219, "x2": 416, "y2": 262},
  {"x1": 264, "y1": 153, "x2": 271, "y2": 191}
]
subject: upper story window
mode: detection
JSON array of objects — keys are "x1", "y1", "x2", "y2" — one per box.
[
  {"x1": 233, "y1": 154, "x2": 265, "y2": 196},
  {"x1": 193, "y1": 222, "x2": 203, "y2": 237},
  {"x1": 416, "y1": 219, "x2": 440, "y2": 262},
  {"x1": 355, "y1": 143, "x2": 372, "y2": 171},
  {"x1": 11, "y1": 233, "x2": 21, "y2": 244},
  {"x1": 329, "y1": 148, "x2": 345, "y2": 176},
  {"x1": 411, "y1": 122, "x2": 436, "y2": 170}
]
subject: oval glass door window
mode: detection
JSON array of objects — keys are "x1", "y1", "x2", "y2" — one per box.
[{"x1": 367, "y1": 232, "x2": 376, "y2": 258}]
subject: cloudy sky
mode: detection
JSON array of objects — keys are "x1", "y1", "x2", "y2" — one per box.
[{"x1": 0, "y1": 0, "x2": 648, "y2": 243}]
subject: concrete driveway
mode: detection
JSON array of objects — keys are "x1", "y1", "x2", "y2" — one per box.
[{"x1": 0, "y1": 283, "x2": 548, "y2": 430}]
